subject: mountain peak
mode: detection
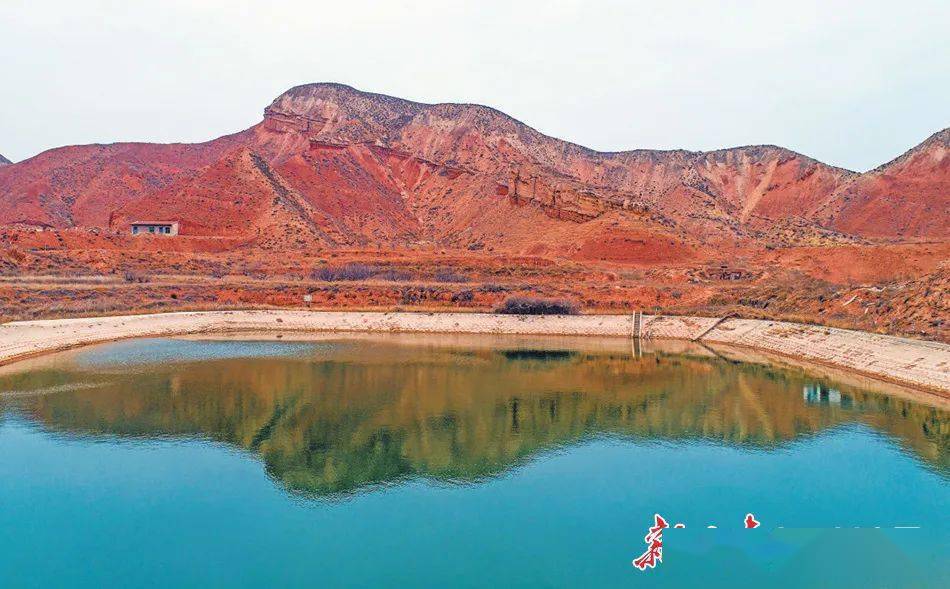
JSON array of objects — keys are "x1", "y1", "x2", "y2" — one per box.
[
  {"x1": 276, "y1": 82, "x2": 419, "y2": 105},
  {"x1": 262, "y1": 82, "x2": 527, "y2": 145},
  {"x1": 260, "y1": 83, "x2": 859, "y2": 174},
  {"x1": 269, "y1": 82, "x2": 517, "y2": 120},
  {"x1": 924, "y1": 127, "x2": 950, "y2": 146},
  {"x1": 0, "y1": 153, "x2": 10, "y2": 165},
  {"x1": 266, "y1": 82, "x2": 422, "y2": 121},
  {"x1": 864, "y1": 126, "x2": 950, "y2": 176}
]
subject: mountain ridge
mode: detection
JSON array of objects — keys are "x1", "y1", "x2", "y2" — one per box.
[
  {"x1": 269, "y1": 82, "x2": 859, "y2": 172},
  {"x1": 0, "y1": 82, "x2": 946, "y2": 243}
]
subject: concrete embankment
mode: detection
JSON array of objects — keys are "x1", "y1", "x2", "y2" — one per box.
[{"x1": 0, "y1": 311, "x2": 947, "y2": 395}]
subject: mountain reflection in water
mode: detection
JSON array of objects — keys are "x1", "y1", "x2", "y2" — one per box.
[{"x1": 1, "y1": 336, "x2": 946, "y2": 497}]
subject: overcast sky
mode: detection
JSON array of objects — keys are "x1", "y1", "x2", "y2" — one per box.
[{"x1": 2, "y1": 0, "x2": 948, "y2": 171}]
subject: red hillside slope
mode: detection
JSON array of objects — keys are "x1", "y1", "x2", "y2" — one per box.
[
  {"x1": 817, "y1": 129, "x2": 949, "y2": 239},
  {"x1": 0, "y1": 135, "x2": 250, "y2": 228},
  {"x1": 0, "y1": 83, "x2": 946, "y2": 248}
]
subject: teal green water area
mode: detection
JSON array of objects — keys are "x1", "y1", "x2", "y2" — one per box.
[{"x1": 1, "y1": 336, "x2": 947, "y2": 587}]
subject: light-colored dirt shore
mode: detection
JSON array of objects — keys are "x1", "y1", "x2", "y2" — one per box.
[{"x1": 1, "y1": 310, "x2": 947, "y2": 396}]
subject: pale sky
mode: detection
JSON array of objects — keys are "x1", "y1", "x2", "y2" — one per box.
[{"x1": 2, "y1": 0, "x2": 948, "y2": 171}]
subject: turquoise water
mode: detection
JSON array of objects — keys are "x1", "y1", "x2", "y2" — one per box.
[{"x1": 1, "y1": 336, "x2": 947, "y2": 587}]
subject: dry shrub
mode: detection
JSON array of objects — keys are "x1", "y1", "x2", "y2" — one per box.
[
  {"x1": 312, "y1": 263, "x2": 376, "y2": 281},
  {"x1": 478, "y1": 283, "x2": 508, "y2": 293},
  {"x1": 374, "y1": 269, "x2": 414, "y2": 281},
  {"x1": 434, "y1": 269, "x2": 469, "y2": 283},
  {"x1": 451, "y1": 289, "x2": 474, "y2": 303},
  {"x1": 495, "y1": 296, "x2": 578, "y2": 315}
]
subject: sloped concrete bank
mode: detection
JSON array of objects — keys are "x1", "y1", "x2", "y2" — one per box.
[{"x1": 0, "y1": 310, "x2": 947, "y2": 395}]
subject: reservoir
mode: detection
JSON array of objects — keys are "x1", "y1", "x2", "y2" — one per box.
[{"x1": 1, "y1": 335, "x2": 947, "y2": 587}]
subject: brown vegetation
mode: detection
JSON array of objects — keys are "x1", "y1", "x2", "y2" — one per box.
[{"x1": 495, "y1": 296, "x2": 579, "y2": 315}]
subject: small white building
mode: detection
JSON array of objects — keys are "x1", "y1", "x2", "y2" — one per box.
[{"x1": 131, "y1": 221, "x2": 179, "y2": 236}]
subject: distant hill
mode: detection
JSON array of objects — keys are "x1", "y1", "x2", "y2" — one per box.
[
  {"x1": 815, "y1": 128, "x2": 949, "y2": 239},
  {"x1": 0, "y1": 83, "x2": 946, "y2": 247}
]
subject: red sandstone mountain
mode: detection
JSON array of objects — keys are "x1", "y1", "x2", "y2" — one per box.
[
  {"x1": 0, "y1": 140, "x2": 245, "y2": 228},
  {"x1": 0, "y1": 83, "x2": 946, "y2": 251},
  {"x1": 815, "y1": 129, "x2": 949, "y2": 239}
]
